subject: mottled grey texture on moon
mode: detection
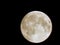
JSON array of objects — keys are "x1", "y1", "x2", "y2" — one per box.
[{"x1": 20, "y1": 11, "x2": 52, "y2": 43}]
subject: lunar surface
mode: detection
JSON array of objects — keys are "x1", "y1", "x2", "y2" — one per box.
[{"x1": 20, "y1": 11, "x2": 52, "y2": 43}]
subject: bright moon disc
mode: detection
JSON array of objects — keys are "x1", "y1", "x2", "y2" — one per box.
[{"x1": 20, "y1": 11, "x2": 52, "y2": 43}]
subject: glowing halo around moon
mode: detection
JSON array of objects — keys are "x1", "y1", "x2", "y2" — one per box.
[{"x1": 20, "y1": 11, "x2": 52, "y2": 43}]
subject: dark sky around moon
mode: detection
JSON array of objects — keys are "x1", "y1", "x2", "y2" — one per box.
[{"x1": 15, "y1": 0, "x2": 59, "y2": 45}]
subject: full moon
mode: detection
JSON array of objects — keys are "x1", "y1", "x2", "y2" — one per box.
[{"x1": 20, "y1": 11, "x2": 52, "y2": 43}]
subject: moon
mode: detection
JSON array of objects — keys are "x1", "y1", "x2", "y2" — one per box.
[{"x1": 20, "y1": 11, "x2": 52, "y2": 43}]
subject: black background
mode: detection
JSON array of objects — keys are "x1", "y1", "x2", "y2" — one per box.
[{"x1": 15, "y1": 0, "x2": 59, "y2": 45}]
